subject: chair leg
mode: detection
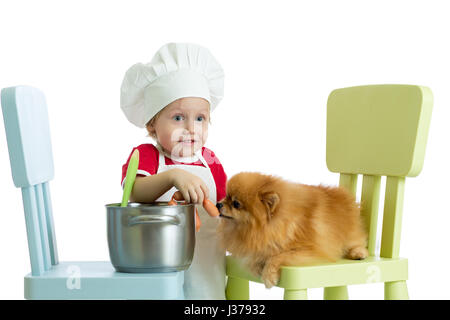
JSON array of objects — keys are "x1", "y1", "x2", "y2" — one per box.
[
  {"x1": 284, "y1": 289, "x2": 307, "y2": 300},
  {"x1": 226, "y1": 276, "x2": 249, "y2": 300},
  {"x1": 324, "y1": 286, "x2": 349, "y2": 300},
  {"x1": 384, "y1": 281, "x2": 409, "y2": 300}
]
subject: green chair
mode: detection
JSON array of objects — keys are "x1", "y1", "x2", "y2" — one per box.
[{"x1": 225, "y1": 84, "x2": 433, "y2": 300}]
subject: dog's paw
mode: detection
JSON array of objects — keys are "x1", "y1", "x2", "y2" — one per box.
[
  {"x1": 346, "y1": 246, "x2": 369, "y2": 260},
  {"x1": 261, "y1": 262, "x2": 280, "y2": 289}
]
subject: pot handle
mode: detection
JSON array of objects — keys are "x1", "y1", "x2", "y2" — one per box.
[{"x1": 128, "y1": 215, "x2": 181, "y2": 227}]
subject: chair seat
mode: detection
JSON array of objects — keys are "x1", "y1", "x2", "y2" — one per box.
[
  {"x1": 25, "y1": 261, "x2": 184, "y2": 299},
  {"x1": 226, "y1": 255, "x2": 408, "y2": 290}
]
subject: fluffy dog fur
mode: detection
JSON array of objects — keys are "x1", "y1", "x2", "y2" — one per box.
[{"x1": 217, "y1": 172, "x2": 368, "y2": 288}]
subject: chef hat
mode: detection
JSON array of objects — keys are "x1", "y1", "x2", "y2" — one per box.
[{"x1": 120, "y1": 42, "x2": 225, "y2": 128}]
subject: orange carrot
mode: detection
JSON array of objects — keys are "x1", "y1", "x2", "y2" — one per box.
[
  {"x1": 203, "y1": 198, "x2": 220, "y2": 217},
  {"x1": 195, "y1": 209, "x2": 201, "y2": 232},
  {"x1": 168, "y1": 193, "x2": 178, "y2": 206},
  {"x1": 172, "y1": 191, "x2": 184, "y2": 201},
  {"x1": 170, "y1": 192, "x2": 202, "y2": 231}
]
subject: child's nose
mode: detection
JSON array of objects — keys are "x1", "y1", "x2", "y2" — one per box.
[
  {"x1": 185, "y1": 120, "x2": 201, "y2": 135},
  {"x1": 186, "y1": 120, "x2": 195, "y2": 133}
]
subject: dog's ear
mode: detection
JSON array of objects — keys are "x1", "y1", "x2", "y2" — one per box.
[{"x1": 259, "y1": 192, "x2": 280, "y2": 220}]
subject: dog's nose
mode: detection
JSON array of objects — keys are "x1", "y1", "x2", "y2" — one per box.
[{"x1": 216, "y1": 202, "x2": 223, "y2": 211}]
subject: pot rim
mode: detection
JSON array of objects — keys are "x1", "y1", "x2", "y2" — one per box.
[{"x1": 105, "y1": 202, "x2": 195, "y2": 208}]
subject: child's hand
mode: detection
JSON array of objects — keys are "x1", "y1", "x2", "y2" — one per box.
[{"x1": 169, "y1": 168, "x2": 210, "y2": 205}]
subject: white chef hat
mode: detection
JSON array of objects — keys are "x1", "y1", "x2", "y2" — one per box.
[{"x1": 120, "y1": 42, "x2": 225, "y2": 128}]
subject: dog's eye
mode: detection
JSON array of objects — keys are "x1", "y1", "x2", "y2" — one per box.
[{"x1": 232, "y1": 200, "x2": 241, "y2": 209}]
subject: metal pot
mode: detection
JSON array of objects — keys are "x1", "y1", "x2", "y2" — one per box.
[{"x1": 106, "y1": 202, "x2": 195, "y2": 273}]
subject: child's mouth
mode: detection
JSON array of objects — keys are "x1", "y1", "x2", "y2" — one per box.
[
  {"x1": 180, "y1": 141, "x2": 195, "y2": 147},
  {"x1": 179, "y1": 138, "x2": 197, "y2": 145}
]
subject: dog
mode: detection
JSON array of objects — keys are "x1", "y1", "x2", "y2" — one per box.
[{"x1": 216, "y1": 172, "x2": 368, "y2": 288}]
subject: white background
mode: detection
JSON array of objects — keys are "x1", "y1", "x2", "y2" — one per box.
[{"x1": 0, "y1": 0, "x2": 449, "y2": 300}]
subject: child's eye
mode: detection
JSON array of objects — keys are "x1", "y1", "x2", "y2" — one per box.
[
  {"x1": 196, "y1": 116, "x2": 205, "y2": 122},
  {"x1": 173, "y1": 115, "x2": 184, "y2": 121}
]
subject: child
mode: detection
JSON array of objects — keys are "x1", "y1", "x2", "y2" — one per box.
[{"x1": 120, "y1": 43, "x2": 227, "y2": 300}]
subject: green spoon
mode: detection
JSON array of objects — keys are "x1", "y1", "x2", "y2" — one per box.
[{"x1": 121, "y1": 149, "x2": 139, "y2": 207}]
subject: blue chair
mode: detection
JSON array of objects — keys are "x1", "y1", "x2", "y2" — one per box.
[{"x1": 1, "y1": 86, "x2": 185, "y2": 299}]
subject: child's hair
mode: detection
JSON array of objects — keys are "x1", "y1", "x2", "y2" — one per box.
[
  {"x1": 145, "y1": 110, "x2": 162, "y2": 139},
  {"x1": 145, "y1": 102, "x2": 212, "y2": 140}
]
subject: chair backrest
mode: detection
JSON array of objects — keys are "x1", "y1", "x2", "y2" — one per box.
[
  {"x1": 326, "y1": 84, "x2": 433, "y2": 258},
  {"x1": 1, "y1": 86, "x2": 59, "y2": 275}
]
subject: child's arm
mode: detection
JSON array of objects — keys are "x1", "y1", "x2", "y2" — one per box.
[
  {"x1": 130, "y1": 168, "x2": 209, "y2": 204},
  {"x1": 130, "y1": 170, "x2": 175, "y2": 203}
]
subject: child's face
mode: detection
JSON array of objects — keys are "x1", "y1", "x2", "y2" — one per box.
[{"x1": 147, "y1": 97, "x2": 210, "y2": 158}]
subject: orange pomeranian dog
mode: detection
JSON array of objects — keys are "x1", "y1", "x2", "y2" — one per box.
[{"x1": 216, "y1": 172, "x2": 368, "y2": 288}]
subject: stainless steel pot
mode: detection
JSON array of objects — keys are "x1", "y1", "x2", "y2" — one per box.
[{"x1": 106, "y1": 202, "x2": 195, "y2": 273}]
